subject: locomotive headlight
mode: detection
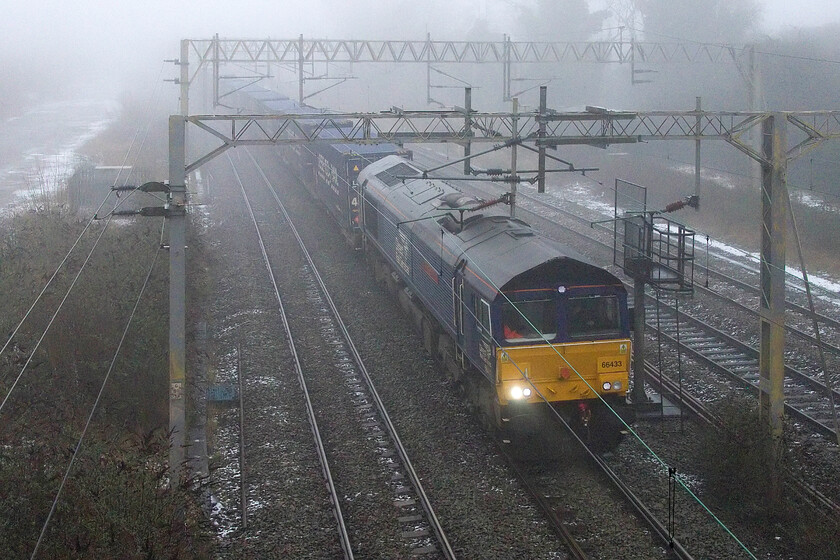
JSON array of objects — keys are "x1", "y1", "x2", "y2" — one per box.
[
  {"x1": 613, "y1": 381, "x2": 622, "y2": 391},
  {"x1": 522, "y1": 387, "x2": 532, "y2": 398},
  {"x1": 602, "y1": 381, "x2": 612, "y2": 391},
  {"x1": 510, "y1": 386, "x2": 524, "y2": 399}
]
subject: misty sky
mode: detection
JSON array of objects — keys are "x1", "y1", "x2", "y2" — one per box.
[{"x1": 2, "y1": 0, "x2": 840, "y2": 100}]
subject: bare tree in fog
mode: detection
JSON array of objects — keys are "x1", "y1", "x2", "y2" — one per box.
[
  {"x1": 636, "y1": 0, "x2": 762, "y2": 43},
  {"x1": 605, "y1": 0, "x2": 643, "y2": 37},
  {"x1": 514, "y1": 0, "x2": 608, "y2": 40}
]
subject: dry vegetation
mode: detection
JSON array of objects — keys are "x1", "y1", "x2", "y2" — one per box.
[
  {"x1": 0, "y1": 99, "x2": 213, "y2": 557},
  {"x1": 698, "y1": 397, "x2": 840, "y2": 560}
]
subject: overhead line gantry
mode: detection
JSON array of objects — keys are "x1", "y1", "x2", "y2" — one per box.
[{"x1": 171, "y1": 35, "x2": 758, "y2": 112}]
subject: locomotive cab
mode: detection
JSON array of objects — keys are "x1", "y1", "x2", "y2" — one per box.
[{"x1": 493, "y1": 262, "x2": 631, "y2": 418}]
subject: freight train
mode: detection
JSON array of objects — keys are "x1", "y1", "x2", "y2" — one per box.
[{"x1": 230, "y1": 81, "x2": 632, "y2": 434}]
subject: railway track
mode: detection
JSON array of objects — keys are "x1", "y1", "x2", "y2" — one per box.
[
  {"x1": 499, "y1": 422, "x2": 697, "y2": 560},
  {"x1": 496, "y1": 443, "x2": 589, "y2": 560},
  {"x1": 231, "y1": 151, "x2": 456, "y2": 558},
  {"x1": 208, "y1": 142, "x2": 836, "y2": 558},
  {"x1": 413, "y1": 147, "x2": 840, "y2": 440},
  {"x1": 405, "y1": 147, "x2": 840, "y2": 558},
  {"x1": 649, "y1": 301, "x2": 840, "y2": 437}
]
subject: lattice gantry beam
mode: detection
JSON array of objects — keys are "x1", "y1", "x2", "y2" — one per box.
[
  {"x1": 183, "y1": 109, "x2": 840, "y2": 172},
  {"x1": 185, "y1": 38, "x2": 748, "y2": 66}
]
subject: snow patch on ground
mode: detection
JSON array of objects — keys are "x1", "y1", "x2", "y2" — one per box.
[
  {"x1": 549, "y1": 177, "x2": 840, "y2": 306},
  {"x1": 2, "y1": 98, "x2": 119, "y2": 213}
]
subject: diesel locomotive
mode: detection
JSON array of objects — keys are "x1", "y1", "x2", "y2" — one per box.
[
  {"x1": 356, "y1": 155, "x2": 632, "y2": 429},
  {"x1": 230, "y1": 81, "x2": 632, "y2": 430}
]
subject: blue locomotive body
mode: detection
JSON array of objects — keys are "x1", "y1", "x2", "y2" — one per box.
[{"x1": 357, "y1": 156, "x2": 632, "y2": 423}]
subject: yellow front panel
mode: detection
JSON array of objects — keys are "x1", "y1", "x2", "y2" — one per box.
[{"x1": 496, "y1": 339, "x2": 630, "y2": 406}]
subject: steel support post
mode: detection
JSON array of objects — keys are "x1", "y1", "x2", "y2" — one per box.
[
  {"x1": 631, "y1": 278, "x2": 647, "y2": 404},
  {"x1": 759, "y1": 114, "x2": 787, "y2": 506},
  {"x1": 426, "y1": 33, "x2": 433, "y2": 105},
  {"x1": 426, "y1": 61, "x2": 432, "y2": 104},
  {"x1": 510, "y1": 97, "x2": 518, "y2": 218},
  {"x1": 179, "y1": 40, "x2": 189, "y2": 116},
  {"x1": 213, "y1": 33, "x2": 220, "y2": 110},
  {"x1": 168, "y1": 115, "x2": 187, "y2": 482},
  {"x1": 695, "y1": 97, "x2": 701, "y2": 203},
  {"x1": 538, "y1": 86, "x2": 547, "y2": 193},
  {"x1": 463, "y1": 87, "x2": 472, "y2": 176},
  {"x1": 502, "y1": 35, "x2": 511, "y2": 102},
  {"x1": 298, "y1": 34, "x2": 305, "y2": 104}
]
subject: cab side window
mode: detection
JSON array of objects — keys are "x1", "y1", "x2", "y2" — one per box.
[{"x1": 475, "y1": 298, "x2": 491, "y2": 337}]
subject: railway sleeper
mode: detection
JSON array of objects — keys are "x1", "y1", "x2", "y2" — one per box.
[
  {"x1": 703, "y1": 350, "x2": 742, "y2": 360},
  {"x1": 698, "y1": 347, "x2": 735, "y2": 357},
  {"x1": 690, "y1": 341, "x2": 730, "y2": 350},
  {"x1": 722, "y1": 359, "x2": 759, "y2": 368},
  {"x1": 675, "y1": 334, "x2": 712, "y2": 343},
  {"x1": 714, "y1": 356, "x2": 754, "y2": 366}
]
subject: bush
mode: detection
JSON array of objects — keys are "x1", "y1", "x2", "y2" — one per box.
[
  {"x1": 0, "y1": 205, "x2": 208, "y2": 556},
  {"x1": 699, "y1": 395, "x2": 778, "y2": 515},
  {"x1": 0, "y1": 428, "x2": 214, "y2": 558}
]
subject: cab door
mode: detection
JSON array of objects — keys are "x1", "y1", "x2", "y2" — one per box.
[
  {"x1": 475, "y1": 297, "x2": 494, "y2": 376},
  {"x1": 453, "y1": 263, "x2": 466, "y2": 367}
]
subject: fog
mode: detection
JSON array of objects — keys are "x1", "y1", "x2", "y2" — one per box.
[{"x1": 1, "y1": 1, "x2": 838, "y2": 95}]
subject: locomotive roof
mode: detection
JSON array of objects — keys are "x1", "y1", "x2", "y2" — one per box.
[{"x1": 359, "y1": 156, "x2": 623, "y2": 300}]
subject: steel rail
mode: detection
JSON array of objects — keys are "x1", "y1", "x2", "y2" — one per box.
[
  {"x1": 648, "y1": 310, "x2": 838, "y2": 439},
  {"x1": 246, "y1": 150, "x2": 457, "y2": 559},
  {"x1": 699, "y1": 261, "x2": 840, "y2": 332},
  {"x1": 651, "y1": 298, "x2": 840, "y2": 403},
  {"x1": 587, "y1": 453, "x2": 694, "y2": 560},
  {"x1": 554, "y1": 414, "x2": 696, "y2": 560},
  {"x1": 496, "y1": 444, "x2": 589, "y2": 560},
  {"x1": 231, "y1": 156, "x2": 355, "y2": 559}
]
